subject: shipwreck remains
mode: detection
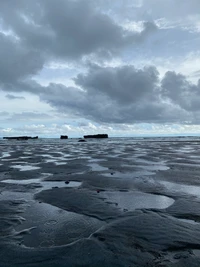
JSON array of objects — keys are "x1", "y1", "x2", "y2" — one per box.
[
  {"x1": 84, "y1": 134, "x2": 108, "y2": 139},
  {"x1": 3, "y1": 136, "x2": 38, "y2": 140},
  {"x1": 60, "y1": 135, "x2": 68, "y2": 139}
]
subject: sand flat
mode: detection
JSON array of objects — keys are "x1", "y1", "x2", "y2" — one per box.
[{"x1": 1, "y1": 137, "x2": 200, "y2": 266}]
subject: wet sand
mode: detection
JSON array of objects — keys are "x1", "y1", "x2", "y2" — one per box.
[{"x1": 1, "y1": 137, "x2": 200, "y2": 266}]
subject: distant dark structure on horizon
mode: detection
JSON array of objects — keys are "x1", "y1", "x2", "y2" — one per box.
[
  {"x1": 60, "y1": 135, "x2": 68, "y2": 139},
  {"x1": 3, "y1": 136, "x2": 38, "y2": 140},
  {"x1": 84, "y1": 134, "x2": 108, "y2": 139}
]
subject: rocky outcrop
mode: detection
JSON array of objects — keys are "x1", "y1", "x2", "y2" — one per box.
[
  {"x1": 60, "y1": 135, "x2": 68, "y2": 139},
  {"x1": 3, "y1": 136, "x2": 38, "y2": 140},
  {"x1": 31, "y1": 136, "x2": 38, "y2": 139},
  {"x1": 84, "y1": 134, "x2": 108, "y2": 139}
]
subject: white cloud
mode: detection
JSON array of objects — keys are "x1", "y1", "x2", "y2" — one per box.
[{"x1": 121, "y1": 20, "x2": 144, "y2": 32}]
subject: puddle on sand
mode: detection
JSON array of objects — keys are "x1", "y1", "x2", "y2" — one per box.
[
  {"x1": 39, "y1": 154, "x2": 69, "y2": 165},
  {"x1": 44, "y1": 159, "x2": 68, "y2": 165},
  {"x1": 122, "y1": 163, "x2": 169, "y2": 172},
  {"x1": 193, "y1": 250, "x2": 200, "y2": 257},
  {"x1": 23, "y1": 152, "x2": 32, "y2": 155},
  {"x1": 11, "y1": 165, "x2": 41, "y2": 171},
  {"x1": 88, "y1": 163, "x2": 108, "y2": 172},
  {"x1": 132, "y1": 159, "x2": 170, "y2": 171},
  {"x1": 1, "y1": 179, "x2": 82, "y2": 191},
  {"x1": 160, "y1": 181, "x2": 200, "y2": 198},
  {"x1": 103, "y1": 170, "x2": 154, "y2": 178},
  {"x1": 0, "y1": 152, "x2": 11, "y2": 158},
  {"x1": 100, "y1": 190, "x2": 174, "y2": 211},
  {"x1": 2, "y1": 178, "x2": 42, "y2": 184},
  {"x1": 88, "y1": 159, "x2": 103, "y2": 163},
  {"x1": 141, "y1": 165, "x2": 169, "y2": 171},
  {"x1": 54, "y1": 162, "x2": 67, "y2": 166}
]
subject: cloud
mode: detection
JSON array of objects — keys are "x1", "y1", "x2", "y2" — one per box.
[
  {"x1": 0, "y1": 0, "x2": 158, "y2": 97},
  {"x1": 0, "y1": 111, "x2": 9, "y2": 116},
  {"x1": 161, "y1": 71, "x2": 200, "y2": 112},
  {"x1": 1, "y1": 122, "x2": 114, "y2": 137},
  {"x1": 38, "y1": 64, "x2": 199, "y2": 124},
  {"x1": 0, "y1": 0, "x2": 199, "y2": 135},
  {"x1": 0, "y1": 33, "x2": 44, "y2": 85},
  {"x1": 0, "y1": 0, "x2": 156, "y2": 63},
  {"x1": 75, "y1": 64, "x2": 159, "y2": 104},
  {"x1": 141, "y1": 0, "x2": 200, "y2": 19},
  {"x1": 5, "y1": 94, "x2": 25, "y2": 100},
  {"x1": 191, "y1": 70, "x2": 200, "y2": 78},
  {"x1": 7, "y1": 112, "x2": 53, "y2": 121}
]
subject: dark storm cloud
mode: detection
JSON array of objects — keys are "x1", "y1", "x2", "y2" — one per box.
[
  {"x1": 40, "y1": 0, "x2": 155, "y2": 58},
  {"x1": 0, "y1": 0, "x2": 199, "y2": 125},
  {"x1": 161, "y1": 71, "x2": 200, "y2": 112},
  {"x1": 75, "y1": 64, "x2": 159, "y2": 104},
  {"x1": 0, "y1": 33, "x2": 44, "y2": 84},
  {"x1": 0, "y1": 0, "x2": 156, "y2": 63},
  {"x1": 39, "y1": 65, "x2": 197, "y2": 124},
  {"x1": 0, "y1": 0, "x2": 158, "y2": 96}
]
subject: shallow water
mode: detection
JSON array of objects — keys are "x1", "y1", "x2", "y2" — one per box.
[
  {"x1": 1, "y1": 179, "x2": 82, "y2": 191},
  {"x1": 11, "y1": 164, "x2": 41, "y2": 171},
  {"x1": 0, "y1": 152, "x2": 11, "y2": 158},
  {"x1": 88, "y1": 162, "x2": 108, "y2": 172},
  {"x1": 160, "y1": 181, "x2": 200, "y2": 198},
  {"x1": 101, "y1": 190, "x2": 174, "y2": 211}
]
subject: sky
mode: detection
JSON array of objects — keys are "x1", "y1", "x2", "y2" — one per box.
[{"x1": 0, "y1": 0, "x2": 200, "y2": 137}]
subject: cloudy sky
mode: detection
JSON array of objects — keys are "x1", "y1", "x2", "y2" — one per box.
[{"x1": 0, "y1": 0, "x2": 200, "y2": 137}]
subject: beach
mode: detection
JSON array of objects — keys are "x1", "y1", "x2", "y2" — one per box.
[{"x1": 1, "y1": 137, "x2": 200, "y2": 266}]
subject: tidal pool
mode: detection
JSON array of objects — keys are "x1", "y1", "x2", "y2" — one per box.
[
  {"x1": 1, "y1": 179, "x2": 82, "y2": 191},
  {"x1": 100, "y1": 190, "x2": 174, "y2": 211}
]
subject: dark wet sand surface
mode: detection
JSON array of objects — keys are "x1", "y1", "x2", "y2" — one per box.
[{"x1": 1, "y1": 137, "x2": 200, "y2": 266}]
